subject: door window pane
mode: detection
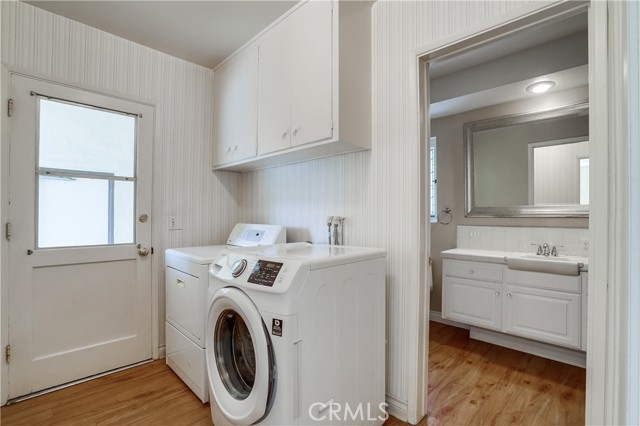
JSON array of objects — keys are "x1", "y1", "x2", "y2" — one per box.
[
  {"x1": 38, "y1": 176, "x2": 110, "y2": 248},
  {"x1": 39, "y1": 99, "x2": 135, "y2": 177},
  {"x1": 36, "y1": 97, "x2": 136, "y2": 248},
  {"x1": 113, "y1": 181, "x2": 135, "y2": 245}
]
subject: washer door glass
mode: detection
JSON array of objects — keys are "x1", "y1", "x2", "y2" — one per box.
[
  {"x1": 215, "y1": 309, "x2": 256, "y2": 400},
  {"x1": 206, "y1": 287, "x2": 276, "y2": 425}
]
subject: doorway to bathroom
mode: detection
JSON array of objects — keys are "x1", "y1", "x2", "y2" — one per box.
[{"x1": 417, "y1": 2, "x2": 598, "y2": 423}]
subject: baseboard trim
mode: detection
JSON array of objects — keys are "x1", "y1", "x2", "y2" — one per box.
[
  {"x1": 470, "y1": 327, "x2": 586, "y2": 368},
  {"x1": 385, "y1": 394, "x2": 408, "y2": 423},
  {"x1": 429, "y1": 310, "x2": 470, "y2": 329},
  {"x1": 158, "y1": 344, "x2": 166, "y2": 359}
]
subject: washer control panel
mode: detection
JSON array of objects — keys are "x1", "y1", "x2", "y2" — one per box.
[
  {"x1": 231, "y1": 259, "x2": 247, "y2": 277},
  {"x1": 211, "y1": 250, "x2": 305, "y2": 293},
  {"x1": 247, "y1": 260, "x2": 283, "y2": 287}
]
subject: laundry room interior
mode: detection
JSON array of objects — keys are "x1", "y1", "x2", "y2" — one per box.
[{"x1": 1, "y1": 1, "x2": 639, "y2": 426}]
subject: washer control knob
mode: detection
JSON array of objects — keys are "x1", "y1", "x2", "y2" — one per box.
[{"x1": 231, "y1": 259, "x2": 247, "y2": 278}]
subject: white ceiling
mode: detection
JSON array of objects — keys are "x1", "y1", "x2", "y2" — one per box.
[
  {"x1": 429, "y1": 12, "x2": 588, "y2": 79},
  {"x1": 23, "y1": 0, "x2": 298, "y2": 69},
  {"x1": 430, "y1": 11, "x2": 588, "y2": 118},
  {"x1": 430, "y1": 65, "x2": 589, "y2": 119}
]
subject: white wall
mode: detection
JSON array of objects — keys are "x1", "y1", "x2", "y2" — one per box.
[
  {"x1": 0, "y1": 1, "x2": 241, "y2": 351},
  {"x1": 240, "y1": 0, "x2": 547, "y2": 409}
]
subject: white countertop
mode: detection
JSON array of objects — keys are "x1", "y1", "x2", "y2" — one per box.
[{"x1": 441, "y1": 248, "x2": 589, "y2": 271}]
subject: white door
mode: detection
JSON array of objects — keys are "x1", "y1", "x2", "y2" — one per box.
[
  {"x1": 503, "y1": 284, "x2": 581, "y2": 349},
  {"x1": 7, "y1": 74, "x2": 154, "y2": 399},
  {"x1": 290, "y1": 0, "x2": 333, "y2": 148},
  {"x1": 442, "y1": 276, "x2": 502, "y2": 331},
  {"x1": 212, "y1": 43, "x2": 259, "y2": 167},
  {"x1": 257, "y1": 11, "x2": 293, "y2": 155}
]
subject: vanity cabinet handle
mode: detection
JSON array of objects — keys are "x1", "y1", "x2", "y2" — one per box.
[
  {"x1": 506, "y1": 293, "x2": 512, "y2": 299},
  {"x1": 495, "y1": 291, "x2": 500, "y2": 296},
  {"x1": 468, "y1": 269, "x2": 474, "y2": 275}
]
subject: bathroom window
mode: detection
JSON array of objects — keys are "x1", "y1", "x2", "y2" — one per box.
[{"x1": 430, "y1": 137, "x2": 438, "y2": 223}]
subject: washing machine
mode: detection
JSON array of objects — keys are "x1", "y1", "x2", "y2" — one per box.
[
  {"x1": 165, "y1": 223, "x2": 285, "y2": 402},
  {"x1": 206, "y1": 242, "x2": 387, "y2": 426}
]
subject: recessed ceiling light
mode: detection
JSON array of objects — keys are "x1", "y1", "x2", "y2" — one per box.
[{"x1": 526, "y1": 81, "x2": 556, "y2": 94}]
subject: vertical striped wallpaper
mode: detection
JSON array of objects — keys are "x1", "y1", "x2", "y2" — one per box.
[
  {"x1": 241, "y1": 0, "x2": 535, "y2": 407},
  {"x1": 1, "y1": 0, "x2": 241, "y2": 346},
  {"x1": 3, "y1": 0, "x2": 544, "y2": 413}
]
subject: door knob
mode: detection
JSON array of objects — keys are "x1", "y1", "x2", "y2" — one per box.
[{"x1": 137, "y1": 244, "x2": 150, "y2": 257}]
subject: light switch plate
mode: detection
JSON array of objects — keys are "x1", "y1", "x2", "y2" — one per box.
[{"x1": 168, "y1": 215, "x2": 183, "y2": 230}]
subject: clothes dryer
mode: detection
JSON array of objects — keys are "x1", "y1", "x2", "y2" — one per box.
[
  {"x1": 165, "y1": 223, "x2": 285, "y2": 402},
  {"x1": 206, "y1": 243, "x2": 387, "y2": 425}
]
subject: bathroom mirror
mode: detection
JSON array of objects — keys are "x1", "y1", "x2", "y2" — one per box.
[{"x1": 465, "y1": 102, "x2": 589, "y2": 217}]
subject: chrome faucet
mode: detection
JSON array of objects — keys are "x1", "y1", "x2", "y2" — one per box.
[
  {"x1": 551, "y1": 245, "x2": 564, "y2": 257},
  {"x1": 531, "y1": 243, "x2": 543, "y2": 255},
  {"x1": 542, "y1": 243, "x2": 550, "y2": 256}
]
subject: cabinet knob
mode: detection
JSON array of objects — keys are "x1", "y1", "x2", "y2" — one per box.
[
  {"x1": 495, "y1": 291, "x2": 500, "y2": 296},
  {"x1": 468, "y1": 269, "x2": 474, "y2": 274},
  {"x1": 226, "y1": 146, "x2": 231, "y2": 153},
  {"x1": 292, "y1": 125, "x2": 299, "y2": 136},
  {"x1": 233, "y1": 145, "x2": 238, "y2": 152},
  {"x1": 282, "y1": 129, "x2": 289, "y2": 139},
  {"x1": 506, "y1": 293, "x2": 512, "y2": 299}
]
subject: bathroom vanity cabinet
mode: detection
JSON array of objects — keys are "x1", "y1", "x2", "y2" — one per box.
[{"x1": 443, "y1": 258, "x2": 587, "y2": 351}]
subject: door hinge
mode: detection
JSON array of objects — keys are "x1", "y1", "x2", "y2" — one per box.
[
  {"x1": 7, "y1": 98, "x2": 14, "y2": 117},
  {"x1": 5, "y1": 222, "x2": 12, "y2": 240},
  {"x1": 5, "y1": 345, "x2": 11, "y2": 364}
]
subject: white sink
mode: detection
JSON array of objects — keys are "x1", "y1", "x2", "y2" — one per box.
[
  {"x1": 506, "y1": 254, "x2": 582, "y2": 276},
  {"x1": 518, "y1": 254, "x2": 573, "y2": 262}
]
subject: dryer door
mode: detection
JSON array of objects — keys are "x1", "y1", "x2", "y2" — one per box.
[{"x1": 205, "y1": 287, "x2": 275, "y2": 425}]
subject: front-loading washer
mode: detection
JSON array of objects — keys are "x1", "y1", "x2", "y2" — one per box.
[
  {"x1": 165, "y1": 223, "x2": 285, "y2": 402},
  {"x1": 206, "y1": 242, "x2": 387, "y2": 425}
]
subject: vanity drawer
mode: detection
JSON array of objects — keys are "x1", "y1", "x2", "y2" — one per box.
[{"x1": 443, "y1": 259, "x2": 502, "y2": 283}]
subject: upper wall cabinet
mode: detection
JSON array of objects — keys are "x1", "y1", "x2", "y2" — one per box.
[
  {"x1": 212, "y1": 43, "x2": 259, "y2": 167},
  {"x1": 212, "y1": 0, "x2": 372, "y2": 171},
  {"x1": 258, "y1": 1, "x2": 333, "y2": 155}
]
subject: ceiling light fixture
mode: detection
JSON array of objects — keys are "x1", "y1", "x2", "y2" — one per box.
[{"x1": 526, "y1": 81, "x2": 556, "y2": 94}]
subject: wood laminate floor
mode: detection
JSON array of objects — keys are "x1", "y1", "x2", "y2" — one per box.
[{"x1": 1, "y1": 322, "x2": 585, "y2": 426}]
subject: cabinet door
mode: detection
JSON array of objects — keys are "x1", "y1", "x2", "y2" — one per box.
[
  {"x1": 257, "y1": 16, "x2": 293, "y2": 155},
  {"x1": 442, "y1": 276, "x2": 502, "y2": 331},
  {"x1": 212, "y1": 44, "x2": 259, "y2": 166},
  {"x1": 503, "y1": 284, "x2": 581, "y2": 349},
  {"x1": 290, "y1": 0, "x2": 333, "y2": 147}
]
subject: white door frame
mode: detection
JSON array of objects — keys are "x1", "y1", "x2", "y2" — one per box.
[
  {"x1": 0, "y1": 66, "x2": 161, "y2": 405},
  {"x1": 411, "y1": 0, "x2": 637, "y2": 424}
]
